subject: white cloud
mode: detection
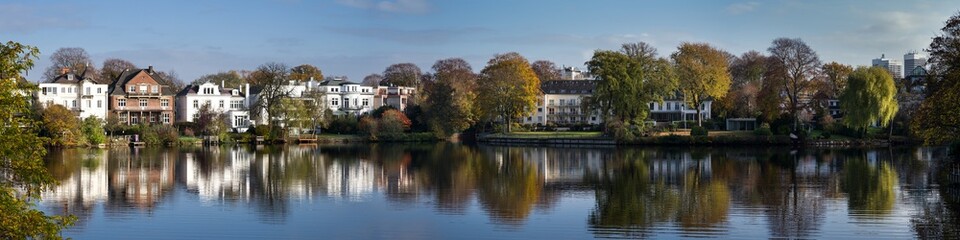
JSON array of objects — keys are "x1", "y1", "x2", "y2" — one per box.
[
  {"x1": 336, "y1": 0, "x2": 429, "y2": 14},
  {"x1": 726, "y1": 2, "x2": 759, "y2": 15}
]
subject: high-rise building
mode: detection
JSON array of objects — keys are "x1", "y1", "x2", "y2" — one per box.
[
  {"x1": 904, "y1": 51, "x2": 927, "y2": 75},
  {"x1": 872, "y1": 54, "x2": 903, "y2": 79}
]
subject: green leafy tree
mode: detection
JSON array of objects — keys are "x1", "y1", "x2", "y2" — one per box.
[
  {"x1": 912, "y1": 12, "x2": 960, "y2": 144},
  {"x1": 192, "y1": 70, "x2": 247, "y2": 87},
  {"x1": 672, "y1": 42, "x2": 732, "y2": 126},
  {"x1": 289, "y1": 64, "x2": 323, "y2": 82},
  {"x1": 424, "y1": 58, "x2": 478, "y2": 137},
  {"x1": 839, "y1": 67, "x2": 898, "y2": 136},
  {"x1": 0, "y1": 41, "x2": 75, "y2": 239},
  {"x1": 41, "y1": 105, "x2": 84, "y2": 146},
  {"x1": 586, "y1": 43, "x2": 677, "y2": 125},
  {"x1": 477, "y1": 52, "x2": 540, "y2": 132},
  {"x1": 81, "y1": 116, "x2": 107, "y2": 145}
]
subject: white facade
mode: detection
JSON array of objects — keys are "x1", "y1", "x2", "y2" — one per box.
[
  {"x1": 176, "y1": 82, "x2": 251, "y2": 132},
  {"x1": 35, "y1": 73, "x2": 109, "y2": 120},
  {"x1": 648, "y1": 99, "x2": 712, "y2": 123},
  {"x1": 524, "y1": 92, "x2": 601, "y2": 126},
  {"x1": 316, "y1": 78, "x2": 376, "y2": 115},
  {"x1": 872, "y1": 54, "x2": 904, "y2": 79}
]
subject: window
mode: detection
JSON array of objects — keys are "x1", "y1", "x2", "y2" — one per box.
[
  {"x1": 131, "y1": 115, "x2": 140, "y2": 124},
  {"x1": 152, "y1": 85, "x2": 159, "y2": 93},
  {"x1": 362, "y1": 98, "x2": 368, "y2": 106},
  {"x1": 193, "y1": 114, "x2": 199, "y2": 121},
  {"x1": 231, "y1": 100, "x2": 242, "y2": 109},
  {"x1": 658, "y1": 103, "x2": 663, "y2": 111},
  {"x1": 206, "y1": 100, "x2": 211, "y2": 107},
  {"x1": 549, "y1": 100, "x2": 554, "y2": 106},
  {"x1": 650, "y1": 103, "x2": 654, "y2": 109},
  {"x1": 161, "y1": 99, "x2": 169, "y2": 107},
  {"x1": 139, "y1": 99, "x2": 147, "y2": 107},
  {"x1": 193, "y1": 100, "x2": 199, "y2": 108},
  {"x1": 162, "y1": 113, "x2": 170, "y2": 124},
  {"x1": 219, "y1": 100, "x2": 224, "y2": 108},
  {"x1": 85, "y1": 87, "x2": 90, "y2": 95},
  {"x1": 537, "y1": 108, "x2": 542, "y2": 113},
  {"x1": 97, "y1": 100, "x2": 102, "y2": 108},
  {"x1": 68, "y1": 87, "x2": 73, "y2": 93},
  {"x1": 72, "y1": 100, "x2": 76, "y2": 107},
  {"x1": 150, "y1": 115, "x2": 156, "y2": 123},
  {"x1": 139, "y1": 85, "x2": 147, "y2": 93},
  {"x1": 332, "y1": 98, "x2": 339, "y2": 106},
  {"x1": 118, "y1": 99, "x2": 126, "y2": 107},
  {"x1": 97, "y1": 87, "x2": 102, "y2": 94},
  {"x1": 560, "y1": 99, "x2": 565, "y2": 106},
  {"x1": 86, "y1": 100, "x2": 91, "y2": 108},
  {"x1": 129, "y1": 86, "x2": 135, "y2": 92},
  {"x1": 120, "y1": 113, "x2": 128, "y2": 123}
]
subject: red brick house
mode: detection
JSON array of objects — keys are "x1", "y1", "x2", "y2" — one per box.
[{"x1": 108, "y1": 66, "x2": 176, "y2": 125}]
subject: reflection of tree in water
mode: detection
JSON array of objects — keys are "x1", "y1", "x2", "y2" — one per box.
[
  {"x1": 412, "y1": 143, "x2": 479, "y2": 214},
  {"x1": 843, "y1": 155, "x2": 897, "y2": 215},
  {"x1": 588, "y1": 155, "x2": 678, "y2": 238},
  {"x1": 911, "y1": 159, "x2": 960, "y2": 238},
  {"x1": 246, "y1": 145, "x2": 328, "y2": 222},
  {"x1": 722, "y1": 148, "x2": 826, "y2": 239},
  {"x1": 676, "y1": 169, "x2": 730, "y2": 231},
  {"x1": 475, "y1": 147, "x2": 542, "y2": 225}
]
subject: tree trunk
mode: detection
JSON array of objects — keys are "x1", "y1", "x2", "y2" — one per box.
[{"x1": 695, "y1": 102, "x2": 702, "y2": 127}]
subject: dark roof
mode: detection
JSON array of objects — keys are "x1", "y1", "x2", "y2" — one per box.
[
  {"x1": 108, "y1": 68, "x2": 175, "y2": 96},
  {"x1": 319, "y1": 78, "x2": 359, "y2": 86},
  {"x1": 541, "y1": 80, "x2": 596, "y2": 94},
  {"x1": 50, "y1": 68, "x2": 98, "y2": 84},
  {"x1": 176, "y1": 84, "x2": 245, "y2": 97},
  {"x1": 249, "y1": 86, "x2": 263, "y2": 95}
]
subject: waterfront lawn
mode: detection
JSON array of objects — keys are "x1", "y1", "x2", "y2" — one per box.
[{"x1": 491, "y1": 131, "x2": 604, "y2": 139}]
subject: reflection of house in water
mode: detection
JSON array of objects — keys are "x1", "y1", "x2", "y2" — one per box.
[
  {"x1": 42, "y1": 150, "x2": 110, "y2": 207},
  {"x1": 326, "y1": 160, "x2": 375, "y2": 199},
  {"x1": 110, "y1": 148, "x2": 176, "y2": 209},
  {"x1": 648, "y1": 151, "x2": 712, "y2": 183},
  {"x1": 521, "y1": 147, "x2": 604, "y2": 184},
  {"x1": 179, "y1": 148, "x2": 253, "y2": 202}
]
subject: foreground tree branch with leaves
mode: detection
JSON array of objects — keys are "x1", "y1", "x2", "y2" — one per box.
[
  {"x1": 0, "y1": 41, "x2": 75, "y2": 239},
  {"x1": 912, "y1": 12, "x2": 960, "y2": 144}
]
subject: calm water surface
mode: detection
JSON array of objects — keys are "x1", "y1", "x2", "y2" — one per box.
[{"x1": 40, "y1": 144, "x2": 960, "y2": 239}]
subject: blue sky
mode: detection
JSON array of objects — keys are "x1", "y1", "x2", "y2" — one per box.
[{"x1": 3, "y1": 0, "x2": 955, "y2": 82}]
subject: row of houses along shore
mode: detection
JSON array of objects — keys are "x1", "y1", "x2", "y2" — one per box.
[{"x1": 34, "y1": 66, "x2": 713, "y2": 133}]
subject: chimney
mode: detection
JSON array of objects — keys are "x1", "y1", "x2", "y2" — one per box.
[
  {"x1": 245, "y1": 83, "x2": 251, "y2": 107},
  {"x1": 221, "y1": 80, "x2": 225, "y2": 89},
  {"x1": 61, "y1": 68, "x2": 70, "y2": 75},
  {"x1": 148, "y1": 66, "x2": 154, "y2": 74}
]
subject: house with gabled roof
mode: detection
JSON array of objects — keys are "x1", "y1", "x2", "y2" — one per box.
[
  {"x1": 107, "y1": 66, "x2": 176, "y2": 125},
  {"x1": 35, "y1": 68, "x2": 110, "y2": 120}
]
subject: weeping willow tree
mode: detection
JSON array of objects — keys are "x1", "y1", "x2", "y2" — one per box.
[{"x1": 839, "y1": 66, "x2": 898, "y2": 136}]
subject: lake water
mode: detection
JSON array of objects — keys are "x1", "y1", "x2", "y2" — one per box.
[{"x1": 39, "y1": 144, "x2": 960, "y2": 239}]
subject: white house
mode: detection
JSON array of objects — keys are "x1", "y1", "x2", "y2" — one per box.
[
  {"x1": 524, "y1": 80, "x2": 601, "y2": 126},
  {"x1": 648, "y1": 95, "x2": 712, "y2": 124},
  {"x1": 176, "y1": 82, "x2": 252, "y2": 133},
  {"x1": 523, "y1": 79, "x2": 713, "y2": 127},
  {"x1": 35, "y1": 70, "x2": 109, "y2": 120},
  {"x1": 316, "y1": 77, "x2": 376, "y2": 115}
]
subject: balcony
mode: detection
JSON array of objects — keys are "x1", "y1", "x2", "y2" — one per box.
[{"x1": 126, "y1": 92, "x2": 164, "y2": 98}]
